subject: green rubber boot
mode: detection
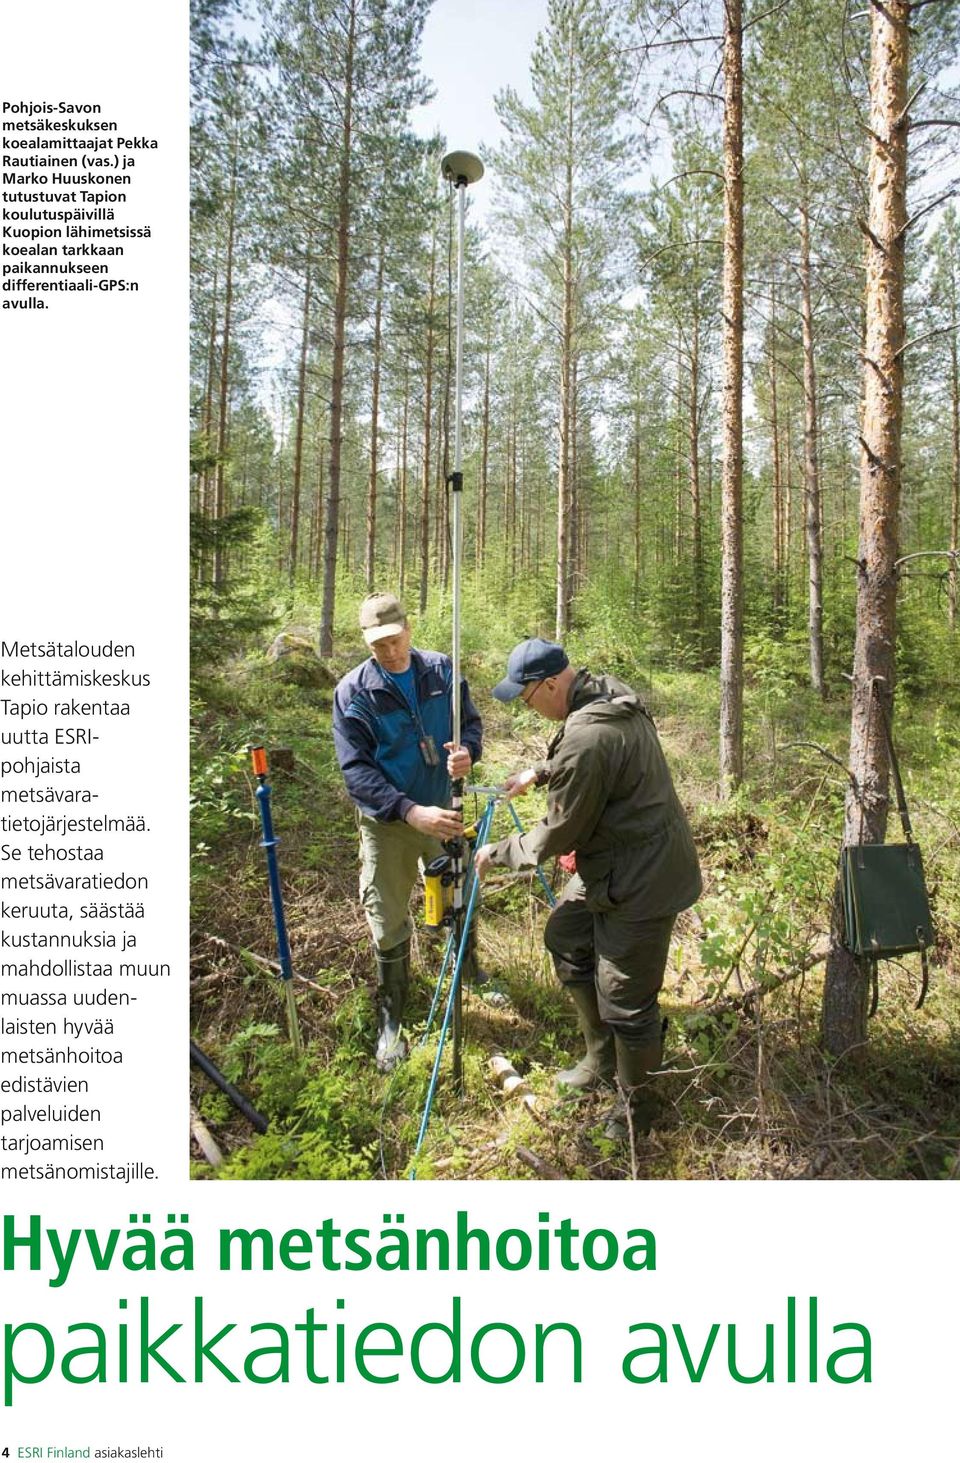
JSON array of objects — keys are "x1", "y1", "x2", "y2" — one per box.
[
  {"x1": 374, "y1": 941, "x2": 410, "y2": 1074},
  {"x1": 602, "y1": 1032, "x2": 663, "y2": 1141},
  {"x1": 556, "y1": 983, "x2": 615, "y2": 1094}
]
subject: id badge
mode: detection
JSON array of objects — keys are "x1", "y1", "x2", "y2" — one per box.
[{"x1": 419, "y1": 734, "x2": 440, "y2": 767}]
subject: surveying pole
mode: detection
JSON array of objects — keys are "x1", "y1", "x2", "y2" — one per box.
[{"x1": 440, "y1": 149, "x2": 483, "y2": 1094}]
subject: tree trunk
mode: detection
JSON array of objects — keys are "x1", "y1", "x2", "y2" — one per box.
[
  {"x1": 557, "y1": 273, "x2": 575, "y2": 636},
  {"x1": 796, "y1": 204, "x2": 831, "y2": 690},
  {"x1": 799, "y1": 199, "x2": 825, "y2": 693},
  {"x1": 633, "y1": 396, "x2": 642, "y2": 613},
  {"x1": 690, "y1": 306, "x2": 704, "y2": 648},
  {"x1": 419, "y1": 223, "x2": 437, "y2": 616},
  {"x1": 556, "y1": 38, "x2": 576, "y2": 640},
  {"x1": 435, "y1": 392, "x2": 447, "y2": 594},
  {"x1": 310, "y1": 436, "x2": 324, "y2": 582},
  {"x1": 535, "y1": 461, "x2": 544, "y2": 573},
  {"x1": 785, "y1": 412, "x2": 793, "y2": 608},
  {"x1": 510, "y1": 407, "x2": 519, "y2": 583},
  {"x1": 289, "y1": 258, "x2": 312, "y2": 582},
  {"x1": 570, "y1": 354, "x2": 580, "y2": 595},
  {"x1": 520, "y1": 431, "x2": 530, "y2": 572},
  {"x1": 674, "y1": 327, "x2": 684, "y2": 567},
  {"x1": 950, "y1": 301, "x2": 959, "y2": 630},
  {"x1": 341, "y1": 498, "x2": 351, "y2": 572},
  {"x1": 822, "y1": 0, "x2": 910, "y2": 1056},
  {"x1": 275, "y1": 400, "x2": 286, "y2": 575},
  {"x1": 200, "y1": 258, "x2": 218, "y2": 530},
  {"x1": 213, "y1": 134, "x2": 238, "y2": 591},
  {"x1": 319, "y1": 0, "x2": 355, "y2": 656},
  {"x1": 478, "y1": 335, "x2": 491, "y2": 571},
  {"x1": 399, "y1": 360, "x2": 409, "y2": 597},
  {"x1": 719, "y1": 0, "x2": 745, "y2": 794},
  {"x1": 769, "y1": 277, "x2": 783, "y2": 613},
  {"x1": 364, "y1": 246, "x2": 385, "y2": 591},
  {"x1": 440, "y1": 200, "x2": 453, "y2": 595}
]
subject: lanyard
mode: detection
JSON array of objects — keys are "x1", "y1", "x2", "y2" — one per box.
[{"x1": 382, "y1": 666, "x2": 428, "y2": 739}]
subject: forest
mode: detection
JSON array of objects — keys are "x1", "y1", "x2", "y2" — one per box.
[{"x1": 189, "y1": 0, "x2": 960, "y2": 1181}]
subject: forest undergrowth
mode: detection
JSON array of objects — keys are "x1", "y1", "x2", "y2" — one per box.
[{"x1": 189, "y1": 601, "x2": 960, "y2": 1183}]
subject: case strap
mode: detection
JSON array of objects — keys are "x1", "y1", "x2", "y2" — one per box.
[{"x1": 871, "y1": 679, "x2": 914, "y2": 843}]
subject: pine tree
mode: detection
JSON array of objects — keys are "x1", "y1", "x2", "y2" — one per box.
[{"x1": 492, "y1": 0, "x2": 635, "y2": 638}]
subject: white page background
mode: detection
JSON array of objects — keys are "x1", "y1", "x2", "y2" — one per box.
[{"x1": 0, "y1": 6, "x2": 955, "y2": 1460}]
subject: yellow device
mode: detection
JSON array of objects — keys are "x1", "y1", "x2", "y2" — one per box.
[{"x1": 423, "y1": 855, "x2": 454, "y2": 927}]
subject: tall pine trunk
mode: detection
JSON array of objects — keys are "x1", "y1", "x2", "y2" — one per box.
[
  {"x1": 674, "y1": 327, "x2": 685, "y2": 566},
  {"x1": 478, "y1": 336, "x2": 491, "y2": 572},
  {"x1": 950, "y1": 302, "x2": 959, "y2": 630},
  {"x1": 419, "y1": 224, "x2": 437, "y2": 616},
  {"x1": 769, "y1": 277, "x2": 783, "y2": 613},
  {"x1": 633, "y1": 395, "x2": 642, "y2": 613},
  {"x1": 364, "y1": 246, "x2": 385, "y2": 591},
  {"x1": 439, "y1": 201, "x2": 453, "y2": 595},
  {"x1": 689, "y1": 306, "x2": 704, "y2": 650},
  {"x1": 199, "y1": 259, "x2": 218, "y2": 531},
  {"x1": 319, "y1": 0, "x2": 355, "y2": 656},
  {"x1": 288, "y1": 257, "x2": 312, "y2": 583},
  {"x1": 719, "y1": 0, "x2": 745, "y2": 794},
  {"x1": 822, "y1": 0, "x2": 910, "y2": 1056},
  {"x1": 785, "y1": 413, "x2": 794, "y2": 607},
  {"x1": 556, "y1": 36, "x2": 576, "y2": 640},
  {"x1": 310, "y1": 434, "x2": 324, "y2": 582},
  {"x1": 213, "y1": 134, "x2": 238, "y2": 591},
  {"x1": 398, "y1": 360, "x2": 409, "y2": 597},
  {"x1": 799, "y1": 196, "x2": 825, "y2": 694}
]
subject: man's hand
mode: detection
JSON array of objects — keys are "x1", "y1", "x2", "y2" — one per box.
[
  {"x1": 405, "y1": 804, "x2": 464, "y2": 839},
  {"x1": 502, "y1": 767, "x2": 539, "y2": 799},
  {"x1": 473, "y1": 844, "x2": 495, "y2": 880},
  {"x1": 443, "y1": 742, "x2": 473, "y2": 780}
]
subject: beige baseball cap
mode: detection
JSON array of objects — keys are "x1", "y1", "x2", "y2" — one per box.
[{"x1": 359, "y1": 591, "x2": 406, "y2": 645}]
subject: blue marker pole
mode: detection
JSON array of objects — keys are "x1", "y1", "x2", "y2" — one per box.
[{"x1": 249, "y1": 745, "x2": 302, "y2": 1055}]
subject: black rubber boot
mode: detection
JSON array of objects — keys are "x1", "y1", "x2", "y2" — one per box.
[
  {"x1": 374, "y1": 941, "x2": 410, "y2": 1074},
  {"x1": 556, "y1": 982, "x2": 615, "y2": 1094},
  {"x1": 602, "y1": 1032, "x2": 663, "y2": 1141}
]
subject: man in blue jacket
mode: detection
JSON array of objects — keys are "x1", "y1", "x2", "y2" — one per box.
[{"x1": 332, "y1": 592, "x2": 483, "y2": 1072}]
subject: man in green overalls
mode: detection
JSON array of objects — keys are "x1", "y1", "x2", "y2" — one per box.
[{"x1": 474, "y1": 638, "x2": 701, "y2": 1139}]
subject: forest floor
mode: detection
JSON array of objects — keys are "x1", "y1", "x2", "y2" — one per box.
[{"x1": 189, "y1": 638, "x2": 960, "y2": 1182}]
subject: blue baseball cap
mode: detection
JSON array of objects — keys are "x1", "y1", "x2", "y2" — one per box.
[{"x1": 493, "y1": 638, "x2": 569, "y2": 702}]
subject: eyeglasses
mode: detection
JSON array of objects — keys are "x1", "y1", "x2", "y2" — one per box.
[{"x1": 520, "y1": 680, "x2": 543, "y2": 706}]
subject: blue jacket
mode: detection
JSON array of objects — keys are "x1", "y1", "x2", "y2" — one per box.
[{"x1": 332, "y1": 648, "x2": 483, "y2": 822}]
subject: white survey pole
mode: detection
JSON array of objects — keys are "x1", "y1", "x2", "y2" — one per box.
[
  {"x1": 441, "y1": 150, "x2": 483, "y2": 752},
  {"x1": 440, "y1": 149, "x2": 483, "y2": 1095}
]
